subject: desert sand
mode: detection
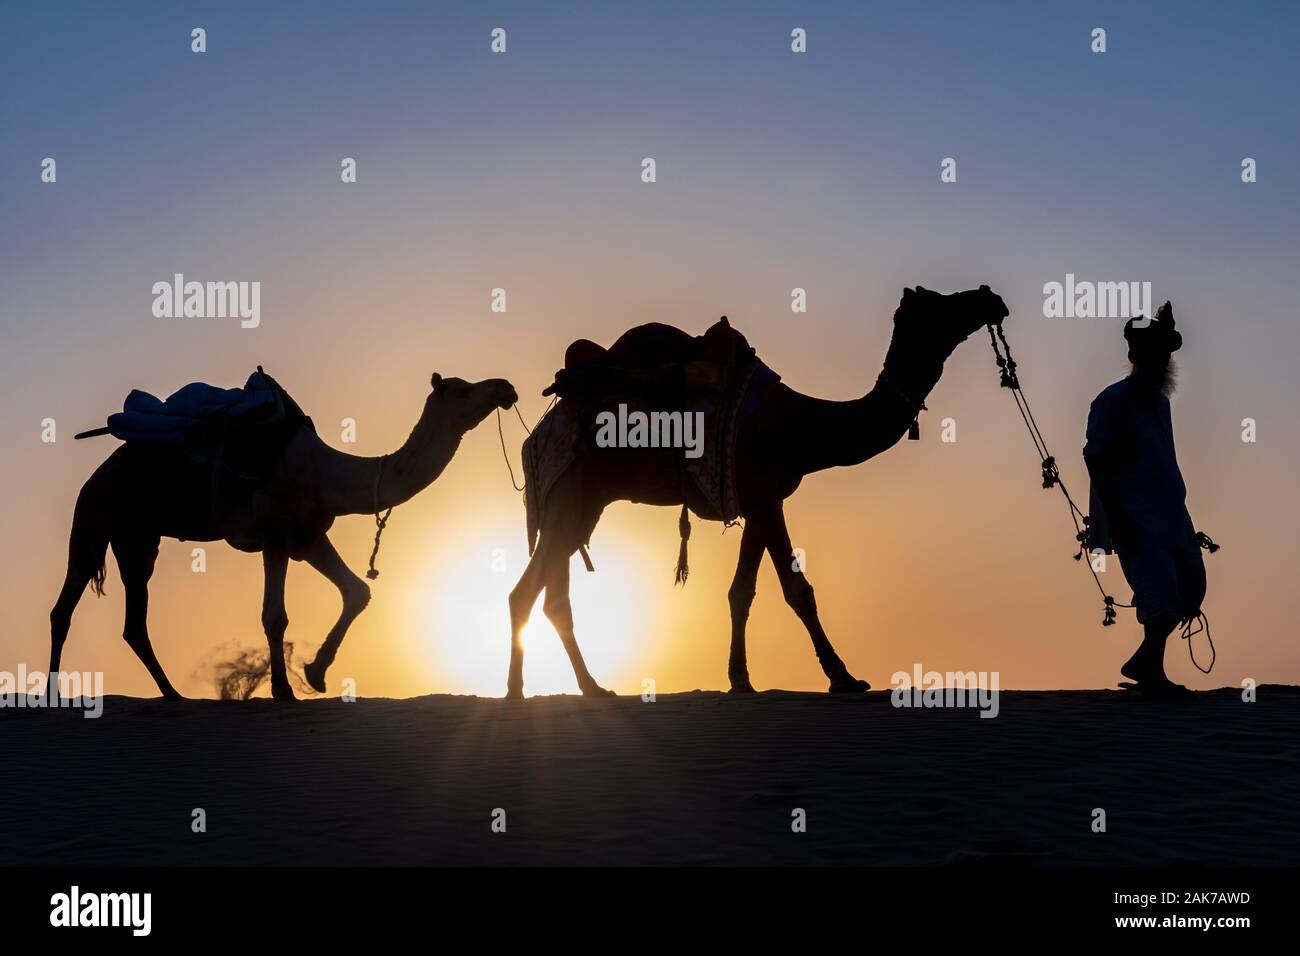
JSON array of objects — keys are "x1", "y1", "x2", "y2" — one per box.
[{"x1": 3, "y1": 687, "x2": 1296, "y2": 866}]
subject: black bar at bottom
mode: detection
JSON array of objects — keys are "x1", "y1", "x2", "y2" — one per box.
[{"x1": 0, "y1": 865, "x2": 1283, "y2": 940}]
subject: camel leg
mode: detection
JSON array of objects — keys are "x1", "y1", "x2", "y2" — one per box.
[
  {"x1": 506, "y1": 542, "x2": 550, "y2": 699},
  {"x1": 301, "y1": 535, "x2": 371, "y2": 694},
  {"x1": 112, "y1": 536, "x2": 183, "y2": 700},
  {"x1": 48, "y1": 541, "x2": 107, "y2": 703},
  {"x1": 764, "y1": 505, "x2": 869, "y2": 694},
  {"x1": 725, "y1": 519, "x2": 766, "y2": 694},
  {"x1": 543, "y1": 557, "x2": 615, "y2": 698},
  {"x1": 47, "y1": 571, "x2": 87, "y2": 704},
  {"x1": 47, "y1": 480, "x2": 110, "y2": 703},
  {"x1": 261, "y1": 549, "x2": 295, "y2": 702}
]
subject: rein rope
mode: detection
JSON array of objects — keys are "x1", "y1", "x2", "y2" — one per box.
[
  {"x1": 496, "y1": 403, "x2": 537, "y2": 492},
  {"x1": 985, "y1": 321, "x2": 1217, "y2": 672},
  {"x1": 369, "y1": 401, "x2": 547, "y2": 581},
  {"x1": 496, "y1": 396, "x2": 589, "y2": 571},
  {"x1": 1180, "y1": 609, "x2": 1216, "y2": 675},
  {"x1": 366, "y1": 454, "x2": 393, "y2": 580}
]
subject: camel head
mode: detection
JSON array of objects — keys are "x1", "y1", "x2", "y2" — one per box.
[
  {"x1": 427, "y1": 373, "x2": 518, "y2": 433},
  {"x1": 892, "y1": 284, "x2": 1009, "y2": 364}
]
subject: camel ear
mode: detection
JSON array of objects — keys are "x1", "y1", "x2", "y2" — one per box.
[
  {"x1": 903, "y1": 288, "x2": 914, "y2": 299},
  {"x1": 431, "y1": 373, "x2": 445, "y2": 395},
  {"x1": 916, "y1": 285, "x2": 927, "y2": 293}
]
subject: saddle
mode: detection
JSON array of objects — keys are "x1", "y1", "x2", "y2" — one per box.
[
  {"x1": 542, "y1": 317, "x2": 754, "y2": 407},
  {"x1": 525, "y1": 319, "x2": 780, "y2": 564}
]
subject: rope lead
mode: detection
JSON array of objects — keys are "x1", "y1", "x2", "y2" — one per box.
[
  {"x1": 1180, "y1": 611, "x2": 1216, "y2": 674},
  {"x1": 367, "y1": 454, "x2": 392, "y2": 580},
  {"x1": 366, "y1": 508, "x2": 392, "y2": 580}
]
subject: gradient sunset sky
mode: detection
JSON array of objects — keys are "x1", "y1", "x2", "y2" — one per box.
[{"x1": 2, "y1": 1, "x2": 1297, "y2": 697}]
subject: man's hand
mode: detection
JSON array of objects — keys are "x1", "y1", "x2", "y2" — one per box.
[{"x1": 1085, "y1": 452, "x2": 1135, "y2": 551}]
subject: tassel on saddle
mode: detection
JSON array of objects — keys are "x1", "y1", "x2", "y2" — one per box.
[{"x1": 675, "y1": 503, "x2": 691, "y2": 585}]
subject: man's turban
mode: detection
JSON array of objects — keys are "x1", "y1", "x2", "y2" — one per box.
[{"x1": 1124, "y1": 301, "x2": 1182, "y2": 352}]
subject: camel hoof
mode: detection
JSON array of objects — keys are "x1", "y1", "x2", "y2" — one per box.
[
  {"x1": 162, "y1": 691, "x2": 185, "y2": 702},
  {"x1": 505, "y1": 687, "x2": 525, "y2": 701},
  {"x1": 272, "y1": 683, "x2": 297, "y2": 702},
  {"x1": 581, "y1": 684, "x2": 616, "y2": 698},
  {"x1": 728, "y1": 680, "x2": 756, "y2": 695},
  {"x1": 828, "y1": 676, "x2": 870, "y2": 694},
  {"x1": 303, "y1": 662, "x2": 327, "y2": 694}
]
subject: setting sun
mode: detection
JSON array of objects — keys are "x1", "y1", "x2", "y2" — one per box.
[{"x1": 416, "y1": 523, "x2": 650, "y2": 697}]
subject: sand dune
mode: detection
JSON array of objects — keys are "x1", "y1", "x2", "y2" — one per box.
[{"x1": 3, "y1": 687, "x2": 1296, "y2": 866}]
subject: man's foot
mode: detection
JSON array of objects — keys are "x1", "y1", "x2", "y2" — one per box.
[
  {"x1": 1119, "y1": 677, "x2": 1196, "y2": 701},
  {"x1": 1120, "y1": 652, "x2": 1162, "y2": 686}
]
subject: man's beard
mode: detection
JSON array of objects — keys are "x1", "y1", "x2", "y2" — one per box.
[{"x1": 1131, "y1": 358, "x2": 1177, "y2": 397}]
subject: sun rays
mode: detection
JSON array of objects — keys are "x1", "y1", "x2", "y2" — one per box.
[{"x1": 417, "y1": 524, "x2": 650, "y2": 697}]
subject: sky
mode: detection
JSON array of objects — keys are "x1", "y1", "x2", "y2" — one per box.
[{"x1": 1, "y1": 1, "x2": 1298, "y2": 698}]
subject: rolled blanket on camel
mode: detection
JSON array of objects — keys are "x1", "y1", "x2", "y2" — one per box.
[
  {"x1": 76, "y1": 368, "x2": 313, "y2": 483},
  {"x1": 104, "y1": 370, "x2": 284, "y2": 444}
]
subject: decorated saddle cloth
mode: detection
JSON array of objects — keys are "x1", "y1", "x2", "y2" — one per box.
[
  {"x1": 101, "y1": 368, "x2": 313, "y2": 480},
  {"x1": 523, "y1": 319, "x2": 780, "y2": 553}
]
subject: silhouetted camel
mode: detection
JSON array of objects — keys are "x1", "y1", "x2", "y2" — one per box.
[
  {"x1": 507, "y1": 286, "x2": 1008, "y2": 697},
  {"x1": 51, "y1": 373, "x2": 517, "y2": 701}
]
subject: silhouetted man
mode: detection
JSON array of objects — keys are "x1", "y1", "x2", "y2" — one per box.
[{"x1": 1084, "y1": 302, "x2": 1204, "y2": 699}]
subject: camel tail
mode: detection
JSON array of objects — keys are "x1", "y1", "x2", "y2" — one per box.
[
  {"x1": 69, "y1": 461, "x2": 113, "y2": 598},
  {"x1": 90, "y1": 558, "x2": 107, "y2": 597},
  {"x1": 674, "y1": 504, "x2": 690, "y2": 586},
  {"x1": 76, "y1": 509, "x2": 109, "y2": 597}
]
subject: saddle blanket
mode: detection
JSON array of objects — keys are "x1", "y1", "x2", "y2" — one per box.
[{"x1": 522, "y1": 352, "x2": 779, "y2": 554}]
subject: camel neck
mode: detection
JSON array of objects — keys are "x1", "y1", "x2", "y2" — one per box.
[
  {"x1": 793, "y1": 347, "x2": 945, "y2": 474},
  {"x1": 376, "y1": 405, "x2": 464, "y2": 512},
  {"x1": 317, "y1": 403, "x2": 465, "y2": 517}
]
